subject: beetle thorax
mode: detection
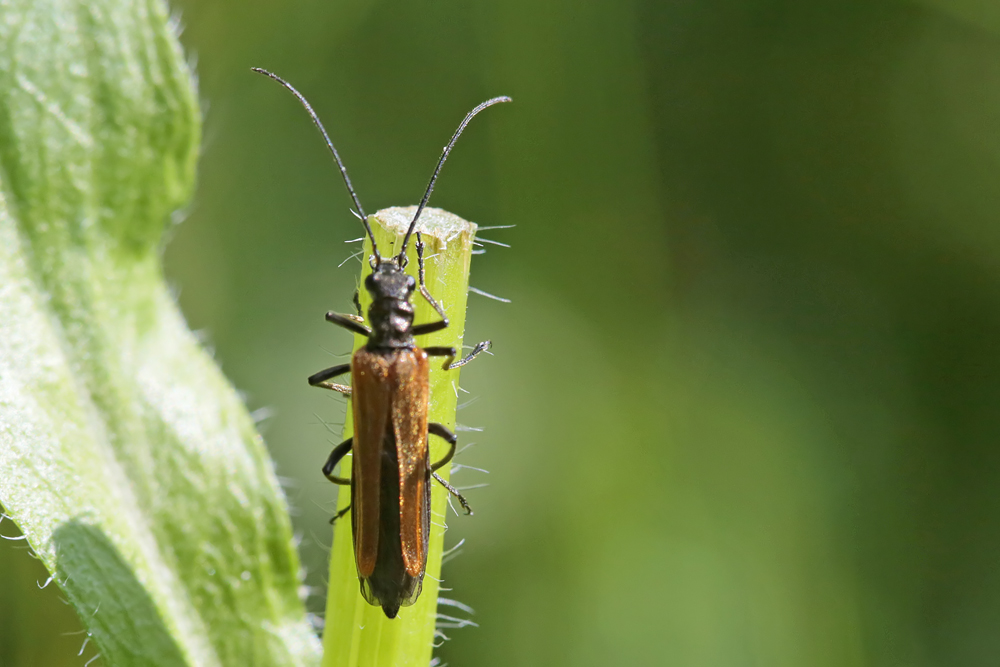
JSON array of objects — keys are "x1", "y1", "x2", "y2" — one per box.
[{"x1": 365, "y1": 262, "x2": 416, "y2": 348}]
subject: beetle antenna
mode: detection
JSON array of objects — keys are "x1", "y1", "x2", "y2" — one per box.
[
  {"x1": 398, "y1": 96, "x2": 512, "y2": 264},
  {"x1": 252, "y1": 67, "x2": 381, "y2": 263}
]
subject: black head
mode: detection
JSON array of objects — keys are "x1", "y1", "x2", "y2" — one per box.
[{"x1": 365, "y1": 261, "x2": 415, "y2": 301}]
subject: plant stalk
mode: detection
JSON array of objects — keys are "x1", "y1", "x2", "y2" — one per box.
[{"x1": 321, "y1": 206, "x2": 478, "y2": 666}]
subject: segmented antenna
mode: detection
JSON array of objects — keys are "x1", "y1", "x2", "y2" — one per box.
[
  {"x1": 251, "y1": 67, "x2": 381, "y2": 262},
  {"x1": 398, "y1": 96, "x2": 513, "y2": 264}
]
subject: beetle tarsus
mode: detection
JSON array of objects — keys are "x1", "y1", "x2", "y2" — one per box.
[
  {"x1": 319, "y1": 382, "x2": 352, "y2": 396},
  {"x1": 448, "y1": 340, "x2": 492, "y2": 370},
  {"x1": 329, "y1": 503, "x2": 352, "y2": 525},
  {"x1": 432, "y1": 471, "x2": 473, "y2": 515}
]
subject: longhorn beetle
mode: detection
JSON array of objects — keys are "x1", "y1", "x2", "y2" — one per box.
[{"x1": 252, "y1": 68, "x2": 509, "y2": 618}]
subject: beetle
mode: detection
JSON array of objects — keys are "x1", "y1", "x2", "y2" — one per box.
[{"x1": 252, "y1": 67, "x2": 509, "y2": 618}]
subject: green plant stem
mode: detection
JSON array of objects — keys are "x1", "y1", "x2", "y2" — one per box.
[{"x1": 321, "y1": 206, "x2": 478, "y2": 667}]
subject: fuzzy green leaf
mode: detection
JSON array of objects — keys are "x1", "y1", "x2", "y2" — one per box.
[{"x1": 0, "y1": 1, "x2": 320, "y2": 665}]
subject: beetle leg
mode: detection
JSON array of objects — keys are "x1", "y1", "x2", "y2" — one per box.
[
  {"x1": 317, "y1": 383, "x2": 352, "y2": 396},
  {"x1": 323, "y1": 438, "x2": 353, "y2": 485},
  {"x1": 328, "y1": 503, "x2": 352, "y2": 525},
  {"x1": 450, "y1": 340, "x2": 491, "y2": 369},
  {"x1": 412, "y1": 319, "x2": 449, "y2": 336},
  {"x1": 341, "y1": 291, "x2": 366, "y2": 325},
  {"x1": 428, "y1": 423, "x2": 474, "y2": 513},
  {"x1": 326, "y1": 311, "x2": 372, "y2": 337},
  {"x1": 431, "y1": 471, "x2": 473, "y2": 516},
  {"x1": 423, "y1": 346, "x2": 456, "y2": 357},
  {"x1": 308, "y1": 363, "x2": 353, "y2": 396},
  {"x1": 412, "y1": 232, "x2": 450, "y2": 335},
  {"x1": 425, "y1": 340, "x2": 492, "y2": 370},
  {"x1": 428, "y1": 422, "x2": 457, "y2": 470},
  {"x1": 423, "y1": 346, "x2": 456, "y2": 369},
  {"x1": 317, "y1": 382, "x2": 352, "y2": 396}
]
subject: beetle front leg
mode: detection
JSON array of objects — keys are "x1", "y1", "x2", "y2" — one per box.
[
  {"x1": 326, "y1": 311, "x2": 371, "y2": 337},
  {"x1": 352, "y1": 289, "x2": 363, "y2": 317},
  {"x1": 308, "y1": 363, "x2": 352, "y2": 396},
  {"x1": 412, "y1": 232, "x2": 450, "y2": 335}
]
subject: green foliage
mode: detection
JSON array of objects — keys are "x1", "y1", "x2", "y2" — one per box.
[{"x1": 0, "y1": 1, "x2": 320, "y2": 665}]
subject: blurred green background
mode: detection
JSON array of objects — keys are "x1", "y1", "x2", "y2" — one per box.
[{"x1": 5, "y1": 0, "x2": 1000, "y2": 665}]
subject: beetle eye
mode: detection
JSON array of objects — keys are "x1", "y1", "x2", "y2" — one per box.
[{"x1": 407, "y1": 275, "x2": 416, "y2": 288}]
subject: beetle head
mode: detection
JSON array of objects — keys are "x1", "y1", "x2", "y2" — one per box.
[{"x1": 365, "y1": 261, "x2": 416, "y2": 301}]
